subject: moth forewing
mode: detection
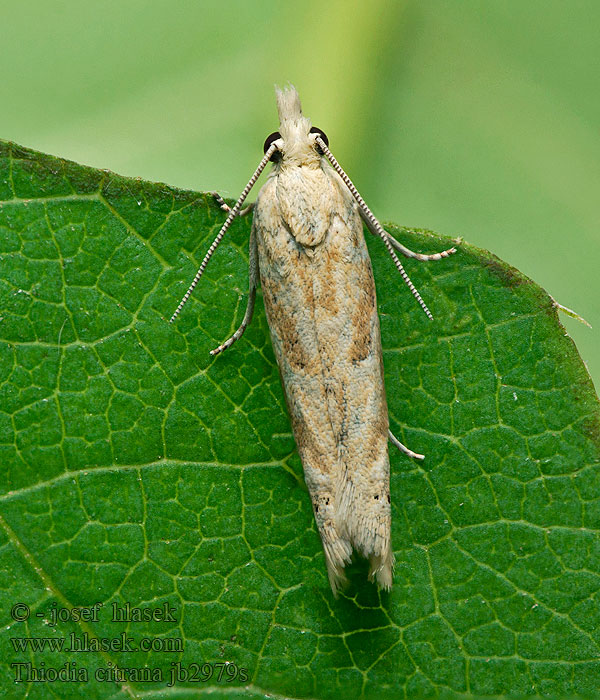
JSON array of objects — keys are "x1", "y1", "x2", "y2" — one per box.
[
  {"x1": 252, "y1": 165, "x2": 393, "y2": 594},
  {"x1": 170, "y1": 85, "x2": 456, "y2": 595}
]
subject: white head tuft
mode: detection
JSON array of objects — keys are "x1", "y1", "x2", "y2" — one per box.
[
  {"x1": 273, "y1": 85, "x2": 316, "y2": 166},
  {"x1": 275, "y1": 85, "x2": 304, "y2": 125}
]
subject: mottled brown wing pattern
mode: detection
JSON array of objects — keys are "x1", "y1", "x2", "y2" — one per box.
[{"x1": 253, "y1": 168, "x2": 393, "y2": 594}]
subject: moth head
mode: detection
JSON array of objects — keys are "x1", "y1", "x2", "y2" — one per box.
[
  {"x1": 262, "y1": 126, "x2": 329, "y2": 163},
  {"x1": 266, "y1": 85, "x2": 329, "y2": 167}
]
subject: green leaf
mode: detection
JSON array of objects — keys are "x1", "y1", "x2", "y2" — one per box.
[{"x1": 1, "y1": 139, "x2": 599, "y2": 699}]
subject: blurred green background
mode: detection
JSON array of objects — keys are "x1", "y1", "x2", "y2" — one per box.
[{"x1": 2, "y1": 0, "x2": 598, "y2": 389}]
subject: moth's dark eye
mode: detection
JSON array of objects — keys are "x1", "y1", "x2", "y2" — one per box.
[
  {"x1": 263, "y1": 131, "x2": 281, "y2": 161},
  {"x1": 310, "y1": 127, "x2": 329, "y2": 154}
]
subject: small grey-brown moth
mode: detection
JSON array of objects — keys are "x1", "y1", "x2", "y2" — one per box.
[{"x1": 171, "y1": 86, "x2": 456, "y2": 595}]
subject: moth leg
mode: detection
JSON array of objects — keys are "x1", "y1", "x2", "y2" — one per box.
[
  {"x1": 388, "y1": 429, "x2": 424, "y2": 460},
  {"x1": 210, "y1": 227, "x2": 259, "y2": 356},
  {"x1": 360, "y1": 211, "x2": 456, "y2": 261},
  {"x1": 211, "y1": 191, "x2": 254, "y2": 218}
]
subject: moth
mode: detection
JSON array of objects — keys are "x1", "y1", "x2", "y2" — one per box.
[{"x1": 171, "y1": 86, "x2": 455, "y2": 595}]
